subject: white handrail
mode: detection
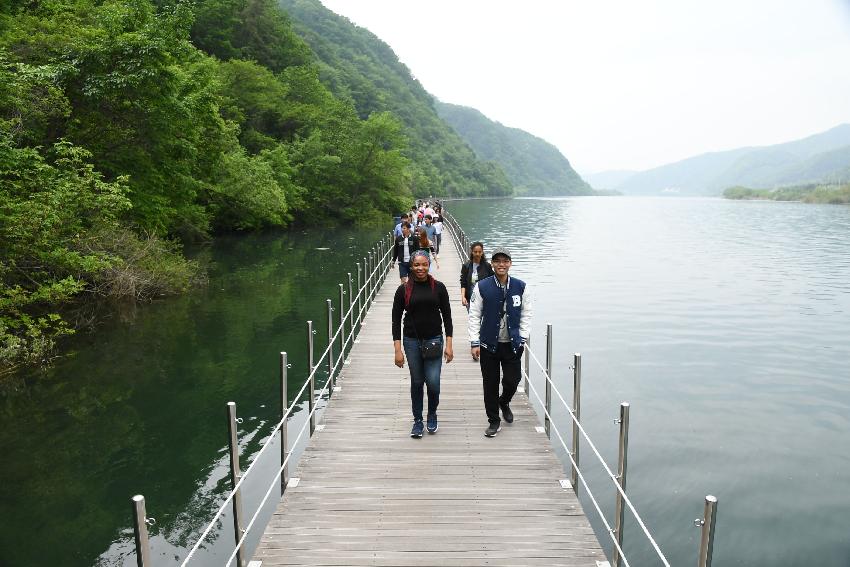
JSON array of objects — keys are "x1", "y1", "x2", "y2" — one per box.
[
  {"x1": 525, "y1": 349, "x2": 671, "y2": 566},
  {"x1": 179, "y1": 233, "x2": 394, "y2": 566}
]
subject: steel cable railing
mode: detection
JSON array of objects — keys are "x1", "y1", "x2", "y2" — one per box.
[
  {"x1": 524, "y1": 348, "x2": 671, "y2": 567},
  {"x1": 528, "y1": 349, "x2": 670, "y2": 567},
  {"x1": 171, "y1": 232, "x2": 395, "y2": 567}
]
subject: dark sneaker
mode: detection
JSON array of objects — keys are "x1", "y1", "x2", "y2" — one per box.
[
  {"x1": 500, "y1": 402, "x2": 514, "y2": 424},
  {"x1": 484, "y1": 423, "x2": 501, "y2": 437},
  {"x1": 411, "y1": 420, "x2": 424, "y2": 438},
  {"x1": 427, "y1": 414, "x2": 438, "y2": 434}
]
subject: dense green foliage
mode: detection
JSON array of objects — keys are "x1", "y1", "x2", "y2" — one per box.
[
  {"x1": 279, "y1": 0, "x2": 513, "y2": 198},
  {"x1": 723, "y1": 183, "x2": 850, "y2": 204},
  {"x1": 435, "y1": 101, "x2": 593, "y2": 196},
  {"x1": 4, "y1": 0, "x2": 512, "y2": 373}
]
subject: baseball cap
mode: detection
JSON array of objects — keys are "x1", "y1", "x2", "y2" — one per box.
[{"x1": 491, "y1": 247, "x2": 512, "y2": 260}]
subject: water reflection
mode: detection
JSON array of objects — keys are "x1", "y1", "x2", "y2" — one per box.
[{"x1": 0, "y1": 227, "x2": 385, "y2": 566}]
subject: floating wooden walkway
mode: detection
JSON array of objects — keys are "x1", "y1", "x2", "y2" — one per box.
[{"x1": 252, "y1": 232, "x2": 607, "y2": 566}]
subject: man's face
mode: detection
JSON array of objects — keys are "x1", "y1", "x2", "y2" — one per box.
[
  {"x1": 424, "y1": 217, "x2": 431, "y2": 225},
  {"x1": 492, "y1": 255, "x2": 512, "y2": 277}
]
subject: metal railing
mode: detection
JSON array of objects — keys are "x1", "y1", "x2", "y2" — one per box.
[
  {"x1": 440, "y1": 207, "x2": 719, "y2": 567},
  {"x1": 129, "y1": 231, "x2": 397, "y2": 567}
]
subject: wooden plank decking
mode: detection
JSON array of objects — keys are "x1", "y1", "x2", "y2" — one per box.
[{"x1": 252, "y1": 232, "x2": 607, "y2": 567}]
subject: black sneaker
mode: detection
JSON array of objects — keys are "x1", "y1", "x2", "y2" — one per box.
[
  {"x1": 500, "y1": 402, "x2": 514, "y2": 424},
  {"x1": 484, "y1": 423, "x2": 501, "y2": 437},
  {"x1": 411, "y1": 420, "x2": 424, "y2": 438},
  {"x1": 427, "y1": 414, "x2": 438, "y2": 434}
]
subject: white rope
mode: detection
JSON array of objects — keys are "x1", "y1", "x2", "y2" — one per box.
[
  {"x1": 526, "y1": 349, "x2": 671, "y2": 567},
  {"x1": 180, "y1": 234, "x2": 393, "y2": 565},
  {"x1": 223, "y1": 364, "x2": 336, "y2": 566},
  {"x1": 523, "y1": 367, "x2": 631, "y2": 567}
]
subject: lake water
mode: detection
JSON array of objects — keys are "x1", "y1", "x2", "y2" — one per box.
[
  {"x1": 0, "y1": 227, "x2": 386, "y2": 566},
  {"x1": 3, "y1": 197, "x2": 849, "y2": 566},
  {"x1": 449, "y1": 197, "x2": 850, "y2": 566}
]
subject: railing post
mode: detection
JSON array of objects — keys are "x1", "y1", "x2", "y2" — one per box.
[
  {"x1": 131, "y1": 495, "x2": 152, "y2": 567},
  {"x1": 327, "y1": 298, "x2": 334, "y2": 395},
  {"x1": 612, "y1": 402, "x2": 630, "y2": 567},
  {"x1": 523, "y1": 335, "x2": 531, "y2": 393},
  {"x1": 697, "y1": 495, "x2": 718, "y2": 567},
  {"x1": 357, "y1": 262, "x2": 363, "y2": 328},
  {"x1": 226, "y1": 402, "x2": 246, "y2": 567},
  {"x1": 544, "y1": 323, "x2": 553, "y2": 439},
  {"x1": 366, "y1": 251, "x2": 375, "y2": 309},
  {"x1": 347, "y1": 272, "x2": 354, "y2": 340},
  {"x1": 361, "y1": 256, "x2": 367, "y2": 318},
  {"x1": 307, "y1": 320, "x2": 315, "y2": 436},
  {"x1": 280, "y1": 352, "x2": 289, "y2": 493},
  {"x1": 572, "y1": 353, "x2": 582, "y2": 490},
  {"x1": 339, "y1": 283, "x2": 346, "y2": 362}
]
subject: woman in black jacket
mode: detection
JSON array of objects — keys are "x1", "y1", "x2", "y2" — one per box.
[
  {"x1": 392, "y1": 251, "x2": 453, "y2": 438},
  {"x1": 459, "y1": 241, "x2": 494, "y2": 309}
]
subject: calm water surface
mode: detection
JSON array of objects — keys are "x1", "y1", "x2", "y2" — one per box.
[
  {"x1": 450, "y1": 197, "x2": 850, "y2": 566},
  {"x1": 0, "y1": 226, "x2": 385, "y2": 566}
]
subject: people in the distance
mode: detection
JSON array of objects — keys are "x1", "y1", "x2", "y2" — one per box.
[
  {"x1": 394, "y1": 213, "x2": 410, "y2": 238},
  {"x1": 432, "y1": 214, "x2": 443, "y2": 256},
  {"x1": 460, "y1": 242, "x2": 494, "y2": 311},
  {"x1": 392, "y1": 251, "x2": 454, "y2": 438},
  {"x1": 468, "y1": 247, "x2": 533, "y2": 438},
  {"x1": 392, "y1": 222, "x2": 417, "y2": 284}
]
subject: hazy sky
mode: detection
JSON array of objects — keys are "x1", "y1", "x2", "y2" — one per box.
[{"x1": 320, "y1": 0, "x2": 850, "y2": 173}]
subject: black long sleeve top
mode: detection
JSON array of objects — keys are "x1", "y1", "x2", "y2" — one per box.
[
  {"x1": 392, "y1": 234, "x2": 417, "y2": 262},
  {"x1": 391, "y1": 279, "x2": 453, "y2": 340},
  {"x1": 459, "y1": 260, "x2": 494, "y2": 300}
]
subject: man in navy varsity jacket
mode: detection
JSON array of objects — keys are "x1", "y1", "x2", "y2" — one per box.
[{"x1": 468, "y1": 247, "x2": 533, "y2": 437}]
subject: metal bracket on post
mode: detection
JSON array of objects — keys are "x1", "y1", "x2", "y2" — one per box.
[
  {"x1": 696, "y1": 495, "x2": 718, "y2": 567},
  {"x1": 612, "y1": 402, "x2": 630, "y2": 567},
  {"x1": 544, "y1": 323, "x2": 553, "y2": 439},
  {"x1": 280, "y1": 352, "x2": 289, "y2": 493},
  {"x1": 327, "y1": 298, "x2": 334, "y2": 395},
  {"x1": 131, "y1": 495, "x2": 153, "y2": 567},
  {"x1": 307, "y1": 320, "x2": 315, "y2": 436},
  {"x1": 572, "y1": 352, "x2": 582, "y2": 491},
  {"x1": 226, "y1": 402, "x2": 246, "y2": 567}
]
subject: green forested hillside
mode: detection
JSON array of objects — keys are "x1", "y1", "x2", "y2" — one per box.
[
  {"x1": 435, "y1": 101, "x2": 593, "y2": 196},
  {"x1": 0, "y1": 0, "x2": 510, "y2": 375},
  {"x1": 279, "y1": 0, "x2": 513, "y2": 198}
]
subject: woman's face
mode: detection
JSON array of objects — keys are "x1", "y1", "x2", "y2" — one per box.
[
  {"x1": 471, "y1": 246, "x2": 484, "y2": 262},
  {"x1": 411, "y1": 255, "x2": 430, "y2": 280}
]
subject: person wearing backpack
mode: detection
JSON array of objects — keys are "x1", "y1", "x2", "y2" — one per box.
[{"x1": 392, "y1": 251, "x2": 454, "y2": 438}]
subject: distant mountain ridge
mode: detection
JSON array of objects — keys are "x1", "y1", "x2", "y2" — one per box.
[
  {"x1": 280, "y1": 0, "x2": 512, "y2": 197},
  {"x1": 597, "y1": 124, "x2": 850, "y2": 195},
  {"x1": 435, "y1": 102, "x2": 593, "y2": 196}
]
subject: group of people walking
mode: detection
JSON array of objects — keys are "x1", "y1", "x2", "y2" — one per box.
[
  {"x1": 391, "y1": 204, "x2": 533, "y2": 438},
  {"x1": 392, "y1": 202, "x2": 444, "y2": 279}
]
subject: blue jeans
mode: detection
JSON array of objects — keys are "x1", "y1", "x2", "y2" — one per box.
[{"x1": 402, "y1": 335, "x2": 443, "y2": 421}]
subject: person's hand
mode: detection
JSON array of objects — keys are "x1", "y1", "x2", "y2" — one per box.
[
  {"x1": 394, "y1": 349, "x2": 405, "y2": 368},
  {"x1": 444, "y1": 344, "x2": 454, "y2": 363},
  {"x1": 471, "y1": 346, "x2": 480, "y2": 361},
  {"x1": 461, "y1": 296, "x2": 468, "y2": 307}
]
